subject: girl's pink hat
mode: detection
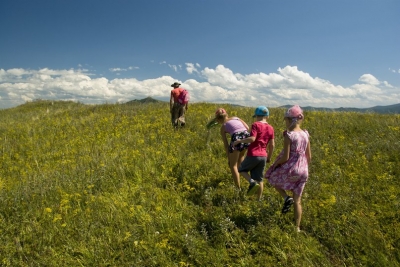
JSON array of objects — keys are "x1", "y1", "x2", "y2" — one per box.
[{"x1": 284, "y1": 105, "x2": 304, "y2": 119}]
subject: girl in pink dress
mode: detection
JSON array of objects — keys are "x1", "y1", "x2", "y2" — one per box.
[{"x1": 265, "y1": 105, "x2": 311, "y2": 232}]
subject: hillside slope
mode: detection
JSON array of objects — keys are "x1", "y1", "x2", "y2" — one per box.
[{"x1": 0, "y1": 101, "x2": 399, "y2": 266}]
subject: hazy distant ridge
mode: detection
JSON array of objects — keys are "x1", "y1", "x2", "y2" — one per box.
[
  {"x1": 126, "y1": 97, "x2": 400, "y2": 114},
  {"x1": 279, "y1": 103, "x2": 400, "y2": 114}
]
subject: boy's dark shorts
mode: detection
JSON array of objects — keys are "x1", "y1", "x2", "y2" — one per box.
[{"x1": 238, "y1": 156, "x2": 267, "y2": 182}]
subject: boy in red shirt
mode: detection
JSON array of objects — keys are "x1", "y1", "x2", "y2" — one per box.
[{"x1": 233, "y1": 106, "x2": 275, "y2": 200}]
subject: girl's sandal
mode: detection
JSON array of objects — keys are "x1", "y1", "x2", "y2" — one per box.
[{"x1": 281, "y1": 197, "x2": 294, "y2": 214}]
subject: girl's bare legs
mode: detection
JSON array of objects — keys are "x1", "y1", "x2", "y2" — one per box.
[
  {"x1": 237, "y1": 150, "x2": 246, "y2": 188},
  {"x1": 293, "y1": 193, "x2": 302, "y2": 231},
  {"x1": 238, "y1": 150, "x2": 246, "y2": 167},
  {"x1": 274, "y1": 187, "x2": 289, "y2": 199},
  {"x1": 256, "y1": 181, "x2": 263, "y2": 201},
  {"x1": 275, "y1": 187, "x2": 294, "y2": 214},
  {"x1": 228, "y1": 150, "x2": 242, "y2": 189},
  {"x1": 239, "y1": 171, "x2": 252, "y2": 183}
]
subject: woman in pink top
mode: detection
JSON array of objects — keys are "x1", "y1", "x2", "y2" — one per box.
[{"x1": 215, "y1": 108, "x2": 250, "y2": 189}]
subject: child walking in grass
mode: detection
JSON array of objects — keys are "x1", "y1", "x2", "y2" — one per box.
[
  {"x1": 214, "y1": 108, "x2": 250, "y2": 189},
  {"x1": 265, "y1": 105, "x2": 311, "y2": 232},
  {"x1": 233, "y1": 106, "x2": 275, "y2": 201}
]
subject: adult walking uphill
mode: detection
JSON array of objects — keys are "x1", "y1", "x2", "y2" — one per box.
[{"x1": 170, "y1": 82, "x2": 189, "y2": 128}]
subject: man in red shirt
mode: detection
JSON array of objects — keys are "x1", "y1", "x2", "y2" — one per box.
[{"x1": 170, "y1": 82, "x2": 188, "y2": 128}]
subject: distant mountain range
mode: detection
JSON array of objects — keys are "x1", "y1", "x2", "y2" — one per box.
[
  {"x1": 125, "y1": 97, "x2": 163, "y2": 104},
  {"x1": 279, "y1": 103, "x2": 400, "y2": 114},
  {"x1": 125, "y1": 97, "x2": 400, "y2": 114}
]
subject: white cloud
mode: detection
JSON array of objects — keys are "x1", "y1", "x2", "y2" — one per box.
[
  {"x1": 185, "y1": 63, "x2": 199, "y2": 74},
  {"x1": 358, "y1": 74, "x2": 380, "y2": 85},
  {"x1": 7, "y1": 68, "x2": 30, "y2": 76},
  {"x1": 168, "y1": 64, "x2": 182, "y2": 72},
  {"x1": 382, "y1": 81, "x2": 393, "y2": 88},
  {"x1": 109, "y1": 68, "x2": 126, "y2": 72},
  {"x1": 109, "y1": 67, "x2": 139, "y2": 73},
  {"x1": 170, "y1": 65, "x2": 177, "y2": 72},
  {"x1": 0, "y1": 65, "x2": 398, "y2": 109},
  {"x1": 201, "y1": 65, "x2": 246, "y2": 89}
]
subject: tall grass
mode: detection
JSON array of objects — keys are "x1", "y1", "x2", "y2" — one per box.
[{"x1": 0, "y1": 100, "x2": 399, "y2": 266}]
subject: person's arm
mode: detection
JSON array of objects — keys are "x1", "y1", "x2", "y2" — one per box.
[
  {"x1": 233, "y1": 136, "x2": 255, "y2": 146},
  {"x1": 233, "y1": 122, "x2": 255, "y2": 146},
  {"x1": 185, "y1": 102, "x2": 188, "y2": 110},
  {"x1": 306, "y1": 140, "x2": 311, "y2": 164},
  {"x1": 220, "y1": 125, "x2": 230, "y2": 157},
  {"x1": 169, "y1": 91, "x2": 174, "y2": 112},
  {"x1": 273, "y1": 135, "x2": 290, "y2": 169},
  {"x1": 266, "y1": 138, "x2": 275, "y2": 163}
]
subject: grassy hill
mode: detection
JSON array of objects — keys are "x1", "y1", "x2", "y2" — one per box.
[{"x1": 0, "y1": 100, "x2": 399, "y2": 266}]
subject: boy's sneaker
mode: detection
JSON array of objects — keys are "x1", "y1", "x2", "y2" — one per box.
[{"x1": 247, "y1": 182, "x2": 260, "y2": 196}]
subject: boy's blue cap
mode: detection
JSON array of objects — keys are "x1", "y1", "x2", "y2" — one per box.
[{"x1": 253, "y1": 106, "x2": 269, "y2": 117}]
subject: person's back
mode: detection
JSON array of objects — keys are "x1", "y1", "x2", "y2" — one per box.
[
  {"x1": 171, "y1": 87, "x2": 184, "y2": 103},
  {"x1": 247, "y1": 121, "x2": 274, "y2": 157},
  {"x1": 169, "y1": 82, "x2": 187, "y2": 128},
  {"x1": 224, "y1": 117, "x2": 247, "y2": 135},
  {"x1": 283, "y1": 130, "x2": 310, "y2": 179},
  {"x1": 287, "y1": 130, "x2": 309, "y2": 156}
]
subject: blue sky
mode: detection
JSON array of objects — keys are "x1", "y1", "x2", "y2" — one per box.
[{"x1": 0, "y1": 0, "x2": 399, "y2": 109}]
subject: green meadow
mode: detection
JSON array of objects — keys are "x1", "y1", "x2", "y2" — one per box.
[{"x1": 0, "y1": 100, "x2": 399, "y2": 266}]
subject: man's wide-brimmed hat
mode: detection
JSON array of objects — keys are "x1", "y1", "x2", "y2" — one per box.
[{"x1": 171, "y1": 82, "x2": 181, "y2": 87}]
